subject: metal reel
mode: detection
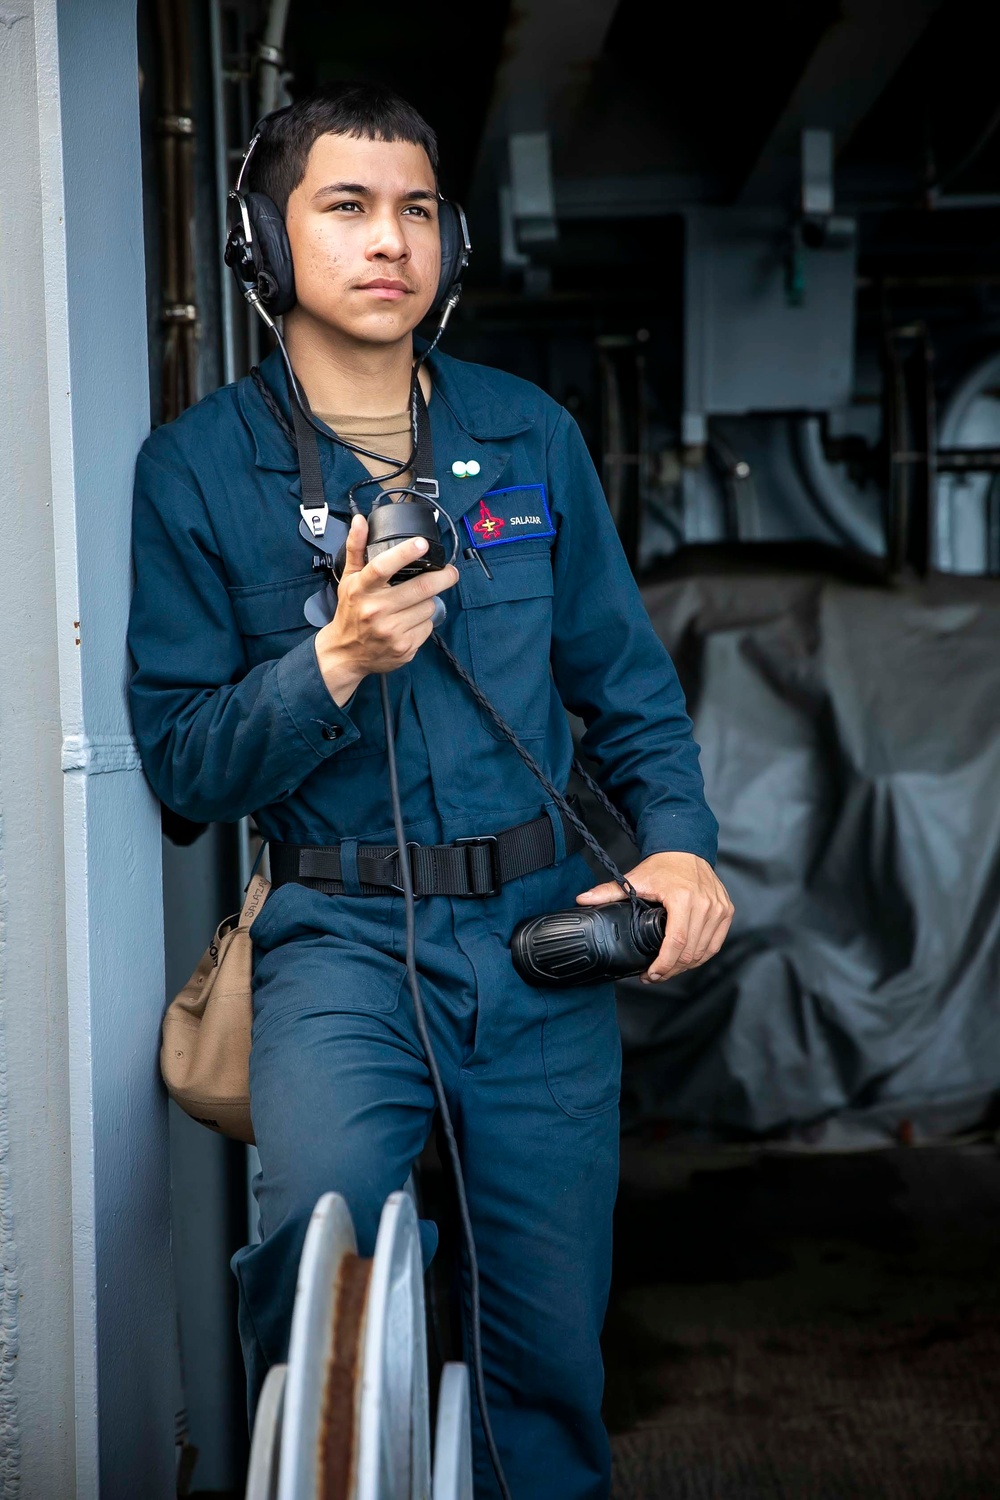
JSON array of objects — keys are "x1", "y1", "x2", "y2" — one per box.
[
  {"x1": 355, "y1": 1191, "x2": 431, "y2": 1500},
  {"x1": 247, "y1": 1190, "x2": 468, "y2": 1500},
  {"x1": 433, "y1": 1365, "x2": 473, "y2": 1500},
  {"x1": 245, "y1": 1363, "x2": 287, "y2": 1500},
  {"x1": 278, "y1": 1192, "x2": 360, "y2": 1500}
]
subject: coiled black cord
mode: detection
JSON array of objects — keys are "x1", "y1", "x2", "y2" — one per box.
[
  {"x1": 250, "y1": 365, "x2": 460, "y2": 572},
  {"x1": 430, "y1": 633, "x2": 643, "y2": 909},
  {"x1": 249, "y1": 363, "x2": 417, "y2": 517},
  {"x1": 570, "y1": 758, "x2": 640, "y2": 848},
  {"x1": 379, "y1": 675, "x2": 512, "y2": 1500}
]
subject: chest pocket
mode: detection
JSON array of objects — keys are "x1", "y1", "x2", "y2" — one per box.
[
  {"x1": 229, "y1": 574, "x2": 317, "y2": 668},
  {"x1": 459, "y1": 550, "x2": 554, "y2": 742},
  {"x1": 229, "y1": 573, "x2": 387, "y2": 759}
]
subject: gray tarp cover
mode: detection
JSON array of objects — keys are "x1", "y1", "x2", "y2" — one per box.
[{"x1": 610, "y1": 562, "x2": 1000, "y2": 1137}]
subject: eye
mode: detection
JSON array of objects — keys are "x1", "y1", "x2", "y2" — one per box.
[
  {"x1": 402, "y1": 204, "x2": 432, "y2": 219},
  {"x1": 327, "y1": 200, "x2": 363, "y2": 213}
]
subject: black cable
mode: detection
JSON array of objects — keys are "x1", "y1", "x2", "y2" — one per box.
[
  {"x1": 251, "y1": 364, "x2": 461, "y2": 576},
  {"x1": 251, "y1": 365, "x2": 295, "y2": 442},
  {"x1": 251, "y1": 360, "x2": 415, "y2": 501},
  {"x1": 379, "y1": 675, "x2": 512, "y2": 1500},
  {"x1": 250, "y1": 312, "x2": 421, "y2": 519},
  {"x1": 414, "y1": 287, "x2": 461, "y2": 366},
  {"x1": 344, "y1": 377, "x2": 420, "y2": 517},
  {"x1": 254, "y1": 347, "x2": 446, "y2": 527},
  {"x1": 241, "y1": 276, "x2": 457, "y2": 504},
  {"x1": 431, "y1": 633, "x2": 643, "y2": 909},
  {"x1": 570, "y1": 756, "x2": 639, "y2": 848},
  {"x1": 273, "y1": 315, "x2": 419, "y2": 473}
]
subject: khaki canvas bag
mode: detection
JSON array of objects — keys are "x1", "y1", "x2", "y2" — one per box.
[{"x1": 160, "y1": 872, "x2": 270, "y2": 1145}]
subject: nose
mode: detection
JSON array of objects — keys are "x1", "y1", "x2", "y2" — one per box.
[{"x1": 366, "y1": 206, "x2": 409, "y2": 264}]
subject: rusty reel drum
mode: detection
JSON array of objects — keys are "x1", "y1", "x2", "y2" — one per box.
[{"x1": 245, "y1": 1190, "x2": 473, "y2": 1500}]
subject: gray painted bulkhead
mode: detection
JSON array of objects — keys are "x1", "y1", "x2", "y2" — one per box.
[{"x1": 0, "y1": 1, "x2": 178, "y2": 1494}]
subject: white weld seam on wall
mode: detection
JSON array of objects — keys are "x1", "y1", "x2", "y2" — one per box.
[{"x1": 61, "y1": 736, "x2": 142, "y2": 776}]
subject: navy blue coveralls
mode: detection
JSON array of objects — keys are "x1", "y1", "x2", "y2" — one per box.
[{"x1": 128, "y1": 347, "x2": 718, "y2": 1500}]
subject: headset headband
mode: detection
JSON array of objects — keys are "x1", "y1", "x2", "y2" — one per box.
[{"x1": 234, "y1": 133, "x2": 261, "y2": 196}]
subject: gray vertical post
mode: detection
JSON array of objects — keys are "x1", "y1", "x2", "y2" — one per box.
[
  {"x1": 0, "y1": 6, "x2": 76, "y2": 1494},
  {"x1": 1, "y1": 1, "x2": 179, "y2": 1494}
]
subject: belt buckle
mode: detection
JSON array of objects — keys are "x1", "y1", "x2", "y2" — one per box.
[
  {"x1": 455, "y1": 834, "x2": 501, "y2": 898},
  {"x1": 388, "y1": 841, "x2": 424, "y2": 897}
]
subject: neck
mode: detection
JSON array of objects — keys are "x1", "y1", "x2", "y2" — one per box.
[{"x1": 282, "y1": 312, "x2": 418, "y2": 417}]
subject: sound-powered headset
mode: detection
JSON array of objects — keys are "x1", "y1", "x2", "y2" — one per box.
[{"x1": 224, "y1": 111, "x2": 471, "y2": 336}]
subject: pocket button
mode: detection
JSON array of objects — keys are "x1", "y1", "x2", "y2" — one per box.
[{"x1": 322, "y1": 724, "x2": 341, "y2": 741}]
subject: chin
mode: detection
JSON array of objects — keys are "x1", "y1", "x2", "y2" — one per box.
[{"x1": 346, "y1": 310, "x2": 430, "y2": 345}]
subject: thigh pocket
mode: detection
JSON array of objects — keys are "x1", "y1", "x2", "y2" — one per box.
[
  {"x1": 460, "y1": 552, "x2": 554, "y2": 742},
  {"x1": 250, "y1": 897, "x2": 405, "y2": 1041},
  {"x1": 542, "y1": 982, "x2": 621, "y2": 1119}
]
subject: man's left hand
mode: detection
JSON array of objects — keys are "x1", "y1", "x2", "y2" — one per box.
[{"x1": 576, "y1": 852, "x2": 734, "y2": 984}]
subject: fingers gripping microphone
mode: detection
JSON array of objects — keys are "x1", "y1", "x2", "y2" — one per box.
[
  {"x1": 364, "y1": 497, "x2": 447, "y2": 579},
  {"x1": 358, "y1": 499, "x2": 451, "y2": 626},
  {"x1": 330, "y1": 497, "x2": 452, "y2": 626},
  {"x1": 511, "y1": 899, "x2": 667, "y2": 988}
]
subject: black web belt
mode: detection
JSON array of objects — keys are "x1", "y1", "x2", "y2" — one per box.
[{"x1": 270, "y1": 809, "x2": 584, "y2": 899}]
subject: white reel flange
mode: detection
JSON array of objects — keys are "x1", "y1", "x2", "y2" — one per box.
[{"x1": 247, "y1": 1190, "x2": 473, "y2": 1500}]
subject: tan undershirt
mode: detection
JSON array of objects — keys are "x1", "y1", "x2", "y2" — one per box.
[{"x1": 316, "y1": 380, "x2": 432, "y2": 496}]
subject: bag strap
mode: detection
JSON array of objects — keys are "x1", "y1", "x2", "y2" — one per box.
[{"x1": 239, "y1": 871, "x2": 270, "y2": 928}]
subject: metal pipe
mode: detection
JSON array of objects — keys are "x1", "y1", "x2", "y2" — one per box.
[
  {"x1": 209, "y1": 0, "x2": 236, "y2": 386},
  {"x1": 155, "y1": 0, "x2": 197, "y2": 421},
  {"x1": 257, "y1": 0, "x2": 292, "y2": 118},
  {"x1": 936, "y1": 448, "x2": 1000, "y2": 473},
  {"x1": 175, "y1": 1, "x2": 197, "y2": 408},
  {"x1": 792, "y1": 415, "x2": 885, "y2": 556}
]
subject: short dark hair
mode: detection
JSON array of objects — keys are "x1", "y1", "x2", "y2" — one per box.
[{"x1": 249, "y1": 83, "x2": 439, "y2": 213}]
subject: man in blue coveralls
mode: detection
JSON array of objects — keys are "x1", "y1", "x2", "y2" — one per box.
[{"x1": 129, "y1": 85, "x2": 733, "y2": 1498}]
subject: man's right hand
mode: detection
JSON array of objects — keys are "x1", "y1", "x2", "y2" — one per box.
[{"x1": 315, "y1": 512, "x2": 459, "y2": 706}]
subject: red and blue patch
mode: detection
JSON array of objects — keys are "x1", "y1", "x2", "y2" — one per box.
[{"x1": 462, "y1": 484, "x2": 556, "y2": 549}]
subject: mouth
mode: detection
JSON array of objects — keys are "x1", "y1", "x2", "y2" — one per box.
[{"x1": 355, "y1": 278, "x2": 412, "y2": 300}]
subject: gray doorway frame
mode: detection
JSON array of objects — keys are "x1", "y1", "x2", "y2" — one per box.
[{"x1": 0, "y1": 0, "x2": 178, "y2": 1494}]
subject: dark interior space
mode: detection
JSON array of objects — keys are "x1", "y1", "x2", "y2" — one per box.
[
  {"x1": 136, "y1": 0, "x2": 1000, "y2": 1493},
  {"x1": 605, "y1": 1140, "x2": 1000, "y2": 1498}
]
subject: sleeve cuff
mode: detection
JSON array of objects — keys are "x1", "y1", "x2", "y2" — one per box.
[
  {"x1": 638, "y1": 811, "x2": 719, "y2": 868},
  {"x1": 274, "y1": 635, "x2": 362, "y2": 758}
]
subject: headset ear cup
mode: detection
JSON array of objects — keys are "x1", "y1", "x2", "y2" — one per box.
[
  {"x1": 434, "y1": 200, "x2": 464, "y2": 313},
  {"x1": 243, "y1": 192, "x2": 296, "y2": 315}
]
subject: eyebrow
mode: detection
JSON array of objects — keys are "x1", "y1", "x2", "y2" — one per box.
[{"x1": 311, "y1": 182, "x2": 438, "y2": 203}]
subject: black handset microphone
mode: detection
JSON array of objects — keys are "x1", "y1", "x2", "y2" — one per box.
[
  {"x1": 511, "y1": 900, "x2": 667, "y2": 987},
  {"x1": 365, "y1": 498, "x2": 447, "y2": 576}
]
